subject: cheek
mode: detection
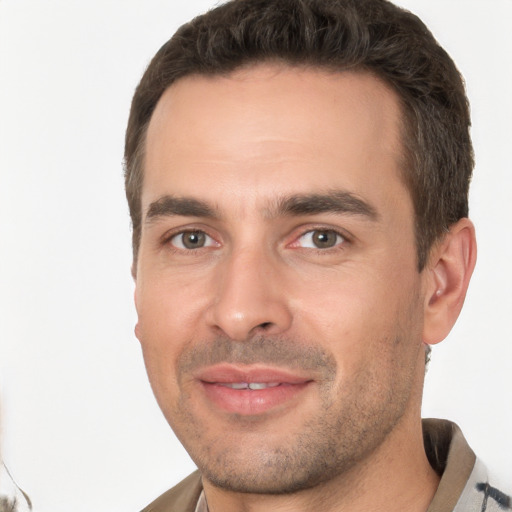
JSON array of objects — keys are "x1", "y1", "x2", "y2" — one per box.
[
  {"x1": 134, "y1": 278, "x2": 193, "y2": 400},
  {"x1": 136, "y1": 305, "x2": 187, "y2": 424},
  {"x1": 294, "y1": 264, "x2": 422, "y2": 368},
  {"x1": 136, "y1": 269, "x2": 209, "y2": 340}
]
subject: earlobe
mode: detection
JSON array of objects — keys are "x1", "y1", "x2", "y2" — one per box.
[{"x1": 423, "y1": 218, "x2": 477, "y2": 345}]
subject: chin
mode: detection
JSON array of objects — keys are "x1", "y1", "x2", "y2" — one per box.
[{"x1": 187, "y1": 429, "x2": 365, "y2": 496}]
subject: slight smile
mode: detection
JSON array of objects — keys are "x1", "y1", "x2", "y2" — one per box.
[{"x1": 195, "y1": 364, "x2": 314, "y2": 416}]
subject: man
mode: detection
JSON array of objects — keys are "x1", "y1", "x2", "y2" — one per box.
[{"x1": 123, "y1": 0, "x2": 510, "y2": 511}]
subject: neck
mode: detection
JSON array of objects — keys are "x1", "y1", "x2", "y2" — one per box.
[{"x1": 202, "y1": 414, "x2": 439, "y2": 512}]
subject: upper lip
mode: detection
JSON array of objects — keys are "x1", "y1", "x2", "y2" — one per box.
[{"x1": 194, "y1": 364, "x2": 312, "y2": 384}]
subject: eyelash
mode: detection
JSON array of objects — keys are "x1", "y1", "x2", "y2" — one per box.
[
  {"x1": 163, "y1": 229, "x2": 219, "y2": 251},
  {"x1": 288, "y1": 227, "x2": 350, "y2": 252},
  {"x1": 161, "y1": 226, "x2": 351, "y2": 253}
]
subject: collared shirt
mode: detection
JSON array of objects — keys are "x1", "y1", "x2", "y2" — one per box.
[
  {"x1": 194, "y1": 491, "x2": 207, "y2": 512},
  {"x1": 423, "y1": 419, "x2": 510, "y2": 512}
]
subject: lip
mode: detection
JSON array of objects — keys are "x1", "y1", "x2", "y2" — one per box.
[{"x1": 195, "y1": 364, "x2": 313, "y2": 416}]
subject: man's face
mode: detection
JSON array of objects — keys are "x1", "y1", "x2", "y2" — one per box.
[{"x1": 135, "y1": 65, "x2": 429, "y2": 493}]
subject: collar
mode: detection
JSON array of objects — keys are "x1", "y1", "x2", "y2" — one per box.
[
  {"x1": 423, "y1": 419, "x2": 477, "y2": 512},
  {"x1": 194, "y1": 489, "x2": 208, "y2": 512}
]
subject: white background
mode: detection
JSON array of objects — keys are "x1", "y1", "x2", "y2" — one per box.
[{"x1": 0, "y1": 1, "x2": 510, "y2": 511}]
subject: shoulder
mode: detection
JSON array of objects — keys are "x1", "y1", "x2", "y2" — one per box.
[
  {"x1": 140, "y1": 471, "x2": 203, "y2": 512},
  {"x1": 423, "y1": 419, "x2": 511, "y2": 512},
  {"x1": 453, "y1": 458, "x2": 511, "y2": 512}
]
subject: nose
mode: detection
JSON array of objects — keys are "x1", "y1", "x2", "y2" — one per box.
[{"x1": 206, "y1": 246, "x2": 293, "y2": 341}]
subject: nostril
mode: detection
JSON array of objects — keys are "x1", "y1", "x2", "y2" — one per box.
[{"x1": 246, "y1": 321, "x2": 277, "y2": 340}]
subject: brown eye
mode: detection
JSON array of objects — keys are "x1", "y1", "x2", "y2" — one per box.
[
  {"x1": 171, "y1": 231, "x2": 211, "y2": 249},
  {"x1": 297, "y1": 229, "x2": 344, "y2": 249}
]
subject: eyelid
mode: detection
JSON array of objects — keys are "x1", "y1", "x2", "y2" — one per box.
[
  {"x1": 158, "y1": 223, "x2": 352, "y2": 252},
  {"x1": 287, "y1": 226, "x2": 352, "y2": 250},
  {"x1": 172, "y1": 231, "x2": 216, "y2": 249},
  {"x1": 161, "y1": 226, "x2": 221, "y2": 250},
  {"x1": 299, "y1": 231, "x2": 344, "y2": 249}
]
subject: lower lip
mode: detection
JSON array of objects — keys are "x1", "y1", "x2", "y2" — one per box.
[{"x1": 200, "y1": 382, "x2": 311, "y2": 415}]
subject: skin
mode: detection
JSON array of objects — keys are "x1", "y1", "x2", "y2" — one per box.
[{"x1": 134, "y1": 65, "x2": 476, "y2": 512}]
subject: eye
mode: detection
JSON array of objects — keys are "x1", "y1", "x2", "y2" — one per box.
[
  {"x1": 170, "y1": 231, "x2": 216, "y2": 250},
  {"x1": 296, "y1": 229, "x2": 345, "y2": 249}
]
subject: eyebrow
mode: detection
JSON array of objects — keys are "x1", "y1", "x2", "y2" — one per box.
[
  {"x1": 144, "y1": 190, "x2": 378, "y2": 224},
  {"x1": 145, "y1": 196, "x2": 217, "y2": 223},
  {"x1": 271, "y1": 191, "x2": 379, "y2": 220}
]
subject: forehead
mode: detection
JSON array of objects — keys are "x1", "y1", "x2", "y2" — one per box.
[{"x1": 143, "y1": 64, "x2": 408, "y2": 216}]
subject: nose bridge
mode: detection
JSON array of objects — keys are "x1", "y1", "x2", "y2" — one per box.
[{"x1": 208, "y1": 241, "x2": 292, "y2": 341}]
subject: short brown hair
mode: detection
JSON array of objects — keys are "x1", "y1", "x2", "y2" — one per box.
[{"x1": 124, "y1": 0, "x2": 473, "y2": 270}]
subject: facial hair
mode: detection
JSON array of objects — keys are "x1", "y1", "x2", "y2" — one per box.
[{"x1": 164, "y1": 333, "x2": 417, "y2": 495}]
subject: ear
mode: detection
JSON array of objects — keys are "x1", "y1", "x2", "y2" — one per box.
[{"x1": 422, "y1": 218, "x2": 477, "y2": 345}]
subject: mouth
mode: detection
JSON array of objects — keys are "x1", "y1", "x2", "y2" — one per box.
[{"x1": 195, "y1": 364, "x2": 313, "y2": 416}]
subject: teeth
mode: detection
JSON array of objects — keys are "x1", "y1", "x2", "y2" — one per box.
[
  {"x1": 248, "y1": 382, "x2": 280, "y2": 390},
  {"x1": 222, "y1": 382, "x2": 249, "y2": 389},
  {"x1": 219, "y1": 382, "x2": 281, "y2": 390}
]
